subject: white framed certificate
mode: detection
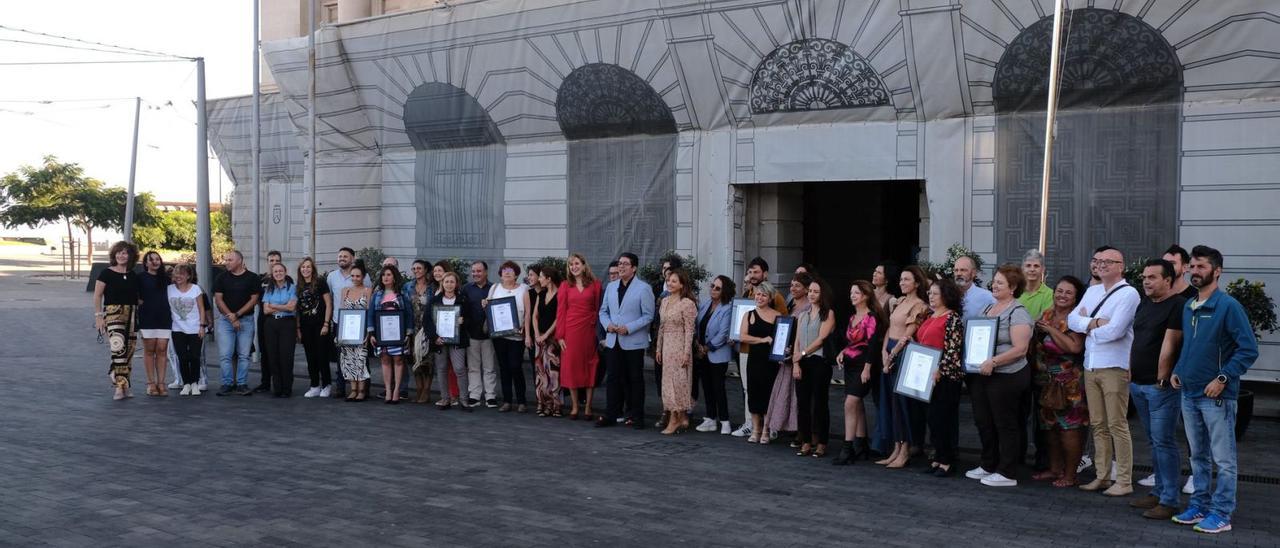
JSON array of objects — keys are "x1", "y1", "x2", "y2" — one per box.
[
  {"x1": 964, "y1": 318, "x2": 998, "y2": 373},
  {"x1": 336, "y1": 308, "x2": 366, "y2": 345},
  {"x1": 895, "y1": 343, "x2": 941, "y2": 402},
  {"x1": 769, "y1": 316, "x2": 794, "y2": 362},
  {"x1": 729, "y1": 299, "x2": 755, "y2": 342},
  {"x1": 486, "y1": 296, "x2": 519, "y2": 337},
  {"x1": 434, "y1": 305, "x2": 460, "y2": 344},
  {"x1": 375, "y1": 309, "x2": 404, "y2": 347}
]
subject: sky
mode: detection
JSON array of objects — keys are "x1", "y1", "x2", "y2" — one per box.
[{"x1": 0, "y1": 0, "x2": 253, "y2": 242}]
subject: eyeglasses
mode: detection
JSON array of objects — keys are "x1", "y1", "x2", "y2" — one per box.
[
  {"x1": 711, "y1": 285, "x2": 722, "y2": 291},
  {"x1": 1090, "y1": 259, "x2": 1123, "y2": 266}
]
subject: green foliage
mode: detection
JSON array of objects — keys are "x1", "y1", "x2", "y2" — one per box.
[
  {"x1": 442, "y1": 257, "x2": 473, "y2": 278},
  {"x1": 529, "y1": 255, "x2": 568, "y2": 278},
  {"x1": 1226, "y1": 278, "x2": 1278, "y2": 339},
  {"x1": 131, "y1": 224, "x2": 166, "y2": 251},
  {"x1": 356, "y1": 247, "x2": 386, "y2": 271},
  {"x1": 639, "y1": 250, "x2": 711, "y2": 293},
  {"x1": 918, "y1": 243, "x2": 985, "y2": 285},
  {"x1": 1122, "y1": 257, "x2": 1151, "y2": 288}
]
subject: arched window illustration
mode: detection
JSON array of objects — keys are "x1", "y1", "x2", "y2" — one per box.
[
  {"x1": 994, "y1": 9, "x2": 1181, "y2": 276},
  {"x1": 403, "y1": 82, "x2": 506, "y2": 260},
  {"x1": 556, "y1": 63, "x2": 677, "y2": 267},
  {"x1": 750, "y1": 38, "x2": 890, "y2": 114}
]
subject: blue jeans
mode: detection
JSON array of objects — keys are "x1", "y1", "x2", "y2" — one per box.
[
  {"x1": 1182, "y1": 393, "x2": 1238, "y2": 517},
  {"x1": 1130, "y1": 384, "x2": 1181, "y2": 507},
  {"x1": 217, "y1": 316, "x2": 255, "y2": 387}
]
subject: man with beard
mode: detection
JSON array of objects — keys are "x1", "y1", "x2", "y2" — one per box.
[
  {"x1": 1170, "y1": 246, "x2": 1258, "y2": 534},
  {"x1": 326, "y1": 247, "x2": 366, "y2": 397},
  {"x1": 955, "y1": 255, "x2": 994, "y2": 320},
  {"x1": 1163, "y1": 245, "x2": 1198, "y2": 301},
  {"x1": 1126, "y1": 259, "x2": 1185, "y2": 520}
]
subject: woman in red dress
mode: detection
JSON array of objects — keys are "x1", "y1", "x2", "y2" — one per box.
[{"x1": 556, "y1": 252, "x2": 603, "y2": 420}]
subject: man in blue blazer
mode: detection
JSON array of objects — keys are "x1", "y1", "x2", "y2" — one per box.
[{"x1": 597, "y1": 252, "x2": 655, "y2": 428}]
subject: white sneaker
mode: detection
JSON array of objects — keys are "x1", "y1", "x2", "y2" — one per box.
[
  {"x1": 319, "y1": 385, "x2": 331, "y2": 397},
  {"x1": 731, "y1": 424, "x2": 752, "y2": 438},
  {"x1": 1183, "y1": 475, "x2": 1195, "y2": 495},
  {"x1": 965, "y1": 466, "x2": 994, "y2": 480},
  {"x1": 1077, "y1": 454, "x2": 1094, "y2": 474},
  {"x1": 695, "y1": 418, "x2": 717, "y2": 432},
  {"x1": 720, "y1": 421, "x2": 732, "y2": 435},
  {"x1": 179, "y1": 384, "x2": 192, "y2": 396},
  {"x1": 303, "y1": 387, "x2": 321, "y2": 398},
  {"x1": 168, "y1": 380, "x2": 183, "y2": 389},
  {"x1": 1138, "y1": 473, "x2": 1156, "y2": 487},
  {"x1": 197, "y1": 381, "x2": 208, "y2": 391},
  {"x1": 190, "y1": 385, "x2": 201, "y2": 396},
  {"x1": 980, "y1": 473, "x2": 1018, "y2": 487}
]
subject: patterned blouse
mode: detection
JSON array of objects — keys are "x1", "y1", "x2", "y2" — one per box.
[
  {"x1": 917, "y1": 312, "x2": 965, "y2": 381},
  {"x1": 841, "y1": 312, "x2": 878, "y2": 362}
]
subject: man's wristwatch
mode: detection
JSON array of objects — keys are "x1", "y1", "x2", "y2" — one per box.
[{"x1": 1215, "y1": 374, "x2": 1229, "y2": 385}]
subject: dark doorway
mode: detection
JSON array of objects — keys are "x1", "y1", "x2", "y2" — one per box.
[{"x1": 802, "y1": 181, "x2": 922, "y2": 329}]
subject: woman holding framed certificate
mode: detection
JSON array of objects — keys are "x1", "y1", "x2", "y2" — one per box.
[
  {"x1": 425, "y1": 271, "x2": 472, "y2": 411},
  {"x1": 484, "y1": 261, "x2": 532, "y2": 413},
  {"x1": 965, "y1": 265, "x2": 1033, "y2": 488},
  {"x1": 337, "y1": 265, "x2": 372, "y2": 401},
  {"x1": 368, "y1": 264, "x2": 415, "y2": 404},
  {"x1": 737, "y1": 281, "x2": 782, "y2": 444},
  {"x1": 916, "y1": 279, "x2": 965, "y2": 477},
  {"x1": 877, "y1": 266, "x2": 930, "y2": 469},
  {"x1": 832, "y1": 281, "x2": 885, "y2": 465}
]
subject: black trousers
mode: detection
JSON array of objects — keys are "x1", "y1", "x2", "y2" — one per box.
[
  {"x1": 172, "y1": 331, "x2": 203, "y2": 385},
  {"x1": 696, "y1": 357, "x2": 729, "y2": 422},
  {"x1": 256, "y1": 311, "x2": 273, "y2": 389},
  {"x1": 262, "y1": 315, "x2": 297, "y2": 396},
  {"x1": 969, "y1": 367, "x2": 1031, "y2": 478},
  {"x1": 327, "y1": 324, "x2": 345, "y2": 394},
  {"x1": 928, "y1": 377, "x2": 962, "y2": 466},
  {"x1": 493, "y1": 337, "x2": 527, "y2": 405},
  {"x1": 1022, "y1": 384, "x2": 1048, "y2": 466},
  {"x1": 299, "y1": 319, "x2": 330, "y2": 388},
  {"x1": 796, "y1": 356, "x2": 833, "y2": 445},
  {"x1": 605, "y1": 345, "x2": 646, "y2": 422}
]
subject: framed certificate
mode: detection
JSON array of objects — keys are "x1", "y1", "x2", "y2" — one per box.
[
  {"x1": 964, "y1": 318, "x2": 998, "y2": 373},
  {"x1": 335, "y1": 308, "x2": 366, "y2": 345},
  {"x1": 486, "y1": 296, "x2": 520, "y2": 337},
  {"x1": 895, "y1": 343, "x2": 941, "y2": 402},
  {"x1": 769, "y1": 315, "x2": 795, "y2": 362},
  {"x1": 729, "y1": 298, "x2": 755, "y2": 342},
  {"x1": 375, "y1": 309, "x2": 405, "y2": 347},
  {"x1": 433, "y1": 305, "x2": 461, "y2": 345}
]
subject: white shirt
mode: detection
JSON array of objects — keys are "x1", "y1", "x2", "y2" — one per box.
[
  {"x1": 488, "y1": 282, "x2": 528, "y2": 340},
  {"x1": 326, "y1": 267, "x2": 367, "y2": 323},
  {"x1": 1067, "y1": 280, "x2": 1141, "y2": 371},
  {"x1": 168, "y1": 284, "x2": 204, "y2": 334}
]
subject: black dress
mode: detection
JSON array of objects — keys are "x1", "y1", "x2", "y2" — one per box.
[
  {"x1": 136, "y1": 270, "x2": 171, "y2": 331},
  {"x1": 745, "y1": 309, "x2": 777, "y2": 415}
]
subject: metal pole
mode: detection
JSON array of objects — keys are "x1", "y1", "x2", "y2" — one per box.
[
  {"x1": 195, "y1": 57, "x2": 212, "y2": 296},
  {"x1": 252, "y1": 0, "x2": 262, "y2": 272},
  {"x1": 307, "y1": 0, "x2": 317, "y2": 258},
  {"x1": 1037, "y1": 0, "x2": 1066, "y2": 255},
  {"x1": 124, "y1": 96, "x2": 141, "y2": 241}
]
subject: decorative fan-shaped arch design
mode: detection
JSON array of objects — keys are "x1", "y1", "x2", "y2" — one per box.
[
  {"x1": 749, "y1": 38, "x2": 890, "y2": 114},
  {"x1": 993, "y1": 8, "x2": 1181, "y2": 111},
  {"x1": 556, "y1": 63, "x2": 676, "y2": 140},
  {"x1": 404, "y1": 83, "x2": 504, "y2": 150}
]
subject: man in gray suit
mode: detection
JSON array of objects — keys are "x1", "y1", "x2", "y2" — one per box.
[{"x1": 596, "y1": 252, "x2": 655, "y2": 429}]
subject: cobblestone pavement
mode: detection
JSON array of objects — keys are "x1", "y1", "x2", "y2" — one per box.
[{"x1": 1, "y1": 263, "x2": 1277, "y2": 547}]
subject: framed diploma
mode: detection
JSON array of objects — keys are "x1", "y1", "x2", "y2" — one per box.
[
  {"x1": 335, "y1": 309, "x2": 366, "y2": 345},
  {"x1": 729, "y1": 299, "x2": 755, "y2": 342},
  {"x1": 486, "y1": 296, "x2": 519, "y2": 337},
  {"x1": 375, "y1": 309, "x2": 405, "y2": 347},
  {"x1": 964, "y1": 318, "x2": 998, "y2": 373},
  {"x1": 894, "y1": 343, "x2": 941, "y2": 402},
  {"x1": 433, "y1": 305, "x2": 461, "y2": 345},
  {"x1": 769, "y1": 316, "x2": 795, "y2": 362}
]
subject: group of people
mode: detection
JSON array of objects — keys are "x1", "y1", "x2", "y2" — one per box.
[{"x1": 92, "y1": 240, "x2": 1258, "y2": 535}]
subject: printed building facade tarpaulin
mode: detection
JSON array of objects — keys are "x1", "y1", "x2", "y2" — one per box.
[{"x1": 207, "y1": 0, "x2": 1280, "y2": 380}]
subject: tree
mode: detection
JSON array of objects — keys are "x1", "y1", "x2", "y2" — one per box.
[{"x1": 0, "y1": 156, "x2": 159, "y2": 264}]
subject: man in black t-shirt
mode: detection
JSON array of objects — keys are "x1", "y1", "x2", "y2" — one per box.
[
  {"x1": 213, "y1": 250, "x2": 262, "y2": 396},
  {"x1": 1127, "y1": 258, "x2": 1186, "y2": 519},
  {"x1": 1163, "y1": 244, "x2": 1199, "y2": 301}
]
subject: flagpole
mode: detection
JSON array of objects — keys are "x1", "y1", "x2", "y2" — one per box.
[{"x1": 1037, "y1": 0, "x2": 1066, "y2": 255}]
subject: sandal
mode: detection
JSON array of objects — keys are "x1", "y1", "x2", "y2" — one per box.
[
  {"x1": 1052, "y1": 477, "x2": 1079, "y2": 488},
  {"x1": 812, "y1": 444, "x2": 827, "y2": 458},
  {"x1": 747, "y1": 434, "x2": 760, "y2": 443},
  {"x1": 796, "y1": 444, "x2": 813, "y2": 457},
  {"x1": 1032, "y1": 471, "x2": 1061, "y2": 481},
  {"x1": 552, "y1": 410, "x2": 563, "y2": 418}
]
